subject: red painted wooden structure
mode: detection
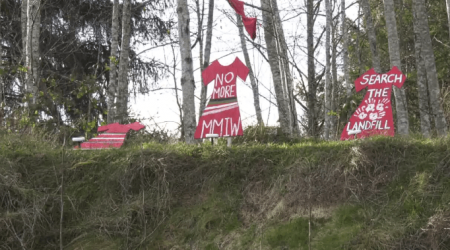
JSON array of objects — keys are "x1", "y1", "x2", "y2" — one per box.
[
  {"x1": 194, "y1": 57, "x2": 248, "y2": 139},
  {"x1": 341, "y1": 66, "x2": 406, "y2": 140},
  {"x1": 78, "y1": 122, "x2": 145, "y2": 149}
]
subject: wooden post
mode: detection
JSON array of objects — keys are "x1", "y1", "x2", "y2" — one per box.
[
  {"x1": 206, "y1": 134, "x2": 219, "y2": 146},
  {"x1": 72, "y1": 136, "x2": 85, "y2": 148},
  {"x1": 347, "y1": 129, "x2": 361, "y2": 139}
]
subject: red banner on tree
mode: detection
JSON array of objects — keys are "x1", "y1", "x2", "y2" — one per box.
[
  {"x1": 341, "y1": 66, "x2": 406, "y2": 140},
  {"x1": 227, "y1": 0, "x2": 257, "y2": 40}
]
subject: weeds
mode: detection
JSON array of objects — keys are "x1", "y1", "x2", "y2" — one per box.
[{"x1": 1, "y1": 130, "x2": 450, "y2": 249}]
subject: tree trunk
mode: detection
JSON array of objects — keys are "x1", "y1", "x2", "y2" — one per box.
[
  {"x1": 306, "y1": 0, "x2": 319, "y2": 137},
  {"x1": 323, "y1": 0, "x2": 332, "y2": 140},
  {"x1": 361, "y1": 0, "x2": 381, "y2": 73},
  {"x1": 199, "y1": 0, "x2": 214, "y2": 117},
  {"x1": 413, "y1": 0, "x2": 448, "y2": 136},
  {"x1": 341, "y1": 0, "x2": 351, "y2": 107},
  {"x1": 117, "y1": 0, "x2": 132, "y2": 123},
  {"x1": 275, "y1": 32, "x2": 288, "y2": 120},
  {"x1": 0, "y1": 30, "x2": 3, "y2": 123},
  {"x1": 260, "y1": 0, "x2": 291, "y2": 136},
  {"x1": 237, "y1": 14, "x2": 263, "y2": 126},
  {"x1": 196, "y1": 0, "x2": 205, "y2": 116},
  {"x1": 413, "y1": 11, "x2": 431, "y2": 138},
  {"x1": 202, "y1": 1, "x2": 214, "y2": 82},
  {"x1": 446, "y1": 0, "x2": 450, "y2": 40},
  {"x1": 25, "y1": 0, "x2": 40, "y2": 104},
  {"x1": 356, "y1": 5, "x2": 362, "y2": 75},
  {"x1": 108, "y1": 0, "x2": 120, "y2": 124},
  {"x1": 271, "y1": 0, "x2": 300, "y2": 135},
  {"x1": 331, "y1": 17, "x2": 338, "y2": 139},
  {"x1": 30, "y1": 0, "x2": 40, "y2": 101},
  {"x1": 21, "y1": 0, "x2": 27, "y2": 64},
  {"x1": 383, "y1": 0, "x2": 409, "y2": 135},
  {"x1": 170, "y1": 41, "x2": 184, "y2": 138},
  {"x1": 177, "y1": 0, "x2": 197, "y2": 144}
]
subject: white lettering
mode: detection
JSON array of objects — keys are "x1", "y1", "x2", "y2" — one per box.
[
  {"x1": 381, "y1": 74, "x2": 388, "y2": 84},
  {"x1": 388, "y1": 75, "x2": 395, "y2": 83},
  {"x1": 201, "y1": 120, "x2": 213, "y2": 138},
  {"x1": 369, "y1": 75, "x2": 376, "y2": 85},
  {"x1": 213, "y1": 119, "x2": 224, "y2": 136},
  {"x1": 362, "y1": 74, "x2": 402, "y2": 85},
  {"x1": 225, "y1": 72, "x2": 234, "y2": 83},
  {"x1": 215, "y1": 74, "x2": 224, "y2": 87},
  {"x1": 220, "y1": 87, "x2": 225, "y2": 97},
  {"x1": 382, "y1": 88, "x2": 389, "y2": 97},
  {"x1": 374, "y1": 89, "x2": 383, "y2": 98},
  {"x1": 379, "y1": 120, "x2": 384, "y2": 129},
  {"x1": 361, "y1": 75, "x2": 370, "y2": 85},
  {"x1": 230, "y1": 117, "x2": 241, "y2": 136},
  {"x1": 202, "y1": 118, "x2": 242, "y2": 137},
  {"x1": 357, "y1": 122, "x2": 365, "y2": 131},
  {"x1": 350, "y1": 120, "x2": 392, "y2": 132},
  {"x1": 384, "y1": 120, "x2": 391, "y2": 129},
  {"x1": 225, "y1": 85, "x2": 231, "y2": 98},
  {"x1": 365, "y1": 121, "x2": 373, "y2": 130},
  {"x1": 374, "y1": 75, "x2": 381, "y2": 84},
  {"x1": 212, "y1": 87, "x2": 220, "y2": 99},
  {"x1": 371, "y1": 120, "x2": 377, "y2": 129},
  {"x1": 224, "y1": 118, "x2": 230, "y2": 136},
  {"x1": 213, "y1": 86, "x2": 234, "y2": 99}
]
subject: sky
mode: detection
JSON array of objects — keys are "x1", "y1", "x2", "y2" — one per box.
[{"x1": 129, "y1": 0, "x2": 359, "y2": 135}]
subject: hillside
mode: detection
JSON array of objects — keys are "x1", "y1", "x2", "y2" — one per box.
[{"x1": 1, "y1": 131, "x2": 450, "y2": 249}]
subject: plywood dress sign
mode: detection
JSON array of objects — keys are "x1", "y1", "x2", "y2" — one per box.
[
  {"x1": 341, "y1": 66, "x2": 406, "y2": 140},
  {"x1": 194, "y1": 57, "x2": 249, "y2": 139}
]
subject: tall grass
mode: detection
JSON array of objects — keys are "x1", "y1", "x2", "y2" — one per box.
[{"x1": 1, "y1": 130, "x2": 449, "y2": 249}]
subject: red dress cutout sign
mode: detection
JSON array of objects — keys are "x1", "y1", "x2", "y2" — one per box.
[
  {"x1": 194, "y1": 57, "x2": 249, "y2": 139},
  {"x1": 341, "y1": 66, "x2": 406, "y2": 140},
  {"x1": 228, "y1": 0, "x2": 257, "y2": 40},
  {"x1": 80, "y1": 122, "x2": 145, "y2": 149}
]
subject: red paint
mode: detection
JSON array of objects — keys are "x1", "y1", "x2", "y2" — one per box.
[
  {"x1": 341, "y1": 66, "x2": 406, "y2": 140},
  {"x1": 97, "y1": 122, "x2": 145, "y2": 133},
  {"x1": 79, "y1": 122, "x2": 145, "y2": 149},
  {"x1": 194, "y1": 57, "x2": 248, "y2": 139},
  {"x1": 228, "y1": 0, "x2": 257, "y2": 40}
]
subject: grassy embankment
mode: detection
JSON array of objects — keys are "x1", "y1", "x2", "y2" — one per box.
[{"x1": 1, "y1": 128, "x2": 449, "y2": 249}]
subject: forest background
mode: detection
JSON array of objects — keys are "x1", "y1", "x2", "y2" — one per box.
[
  {"x1": 1, "y1": 0, "x2": 450, "y2": 141},
  {"x1": 4, "y1": 1, "x2": 450, "y2": 249}
]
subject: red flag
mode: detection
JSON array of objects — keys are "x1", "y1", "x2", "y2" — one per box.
[{"x1": 228, "y1": 0, "x2": 257, "y2": 40}]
